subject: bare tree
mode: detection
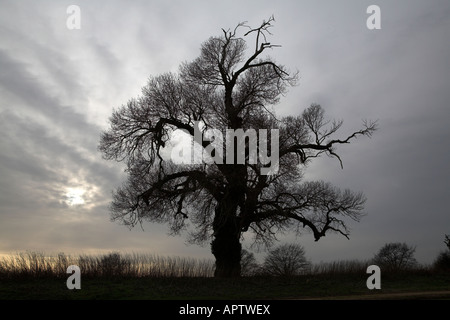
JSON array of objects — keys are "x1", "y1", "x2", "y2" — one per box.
[
  {"x1": 99, "y1": 16, "x2": 377, "y2": 277},
  {"x1": 262, "y1": 243, "x2": 310, "y2": 276},
  {"x1": 433, "y1": 235, "x2": 450, "y2": 271},
  {"x1": 372, "y1": 242, "x2": 418, "y2": 271},
  {"x1": 240, "y1": 249, "x2": 260, "y2": 277}
]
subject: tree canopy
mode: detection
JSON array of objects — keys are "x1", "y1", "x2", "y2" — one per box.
[{"x1": 99, "y1": 16, "x2": 377, "y2": 277}]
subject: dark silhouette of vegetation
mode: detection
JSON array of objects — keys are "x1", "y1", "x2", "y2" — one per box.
[
  {"x1": 372, "y1": 242, "x2": 418, "y2": 272},
  {"x1": 433, "y1": 251, "x2": 450, "y2": 271},
  {"x1": 240, "y1": 249, "x2": 259, "y2": 276},
  {"x1": 0, "y1": 252, "x2": 214, "y2": 279},
  {"x1": 2, "y1": 254, "x2": 450, "y2": 300},
  {"x1": 433, "y1": 234, "x2": 450, "y2": 271},
  {"x1": 98, "y1": 16, "x2": 377, "y2": 277},
  {"x1": 311, "y1": 259, "x2": 370, "y2": 275},
  {"x1": 2, "y1": 245, "x2": 449, "y2": 282},
  {"x1": 262, "y1": 243, "x2": 310, "y2": 276}
]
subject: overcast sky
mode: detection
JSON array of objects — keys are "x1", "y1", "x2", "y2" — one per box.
[{"x1": 0, "y1": 0, "x2": 449, "y2": 265}]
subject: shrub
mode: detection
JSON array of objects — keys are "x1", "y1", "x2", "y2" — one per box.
[
  {"x1": 433, "y1": 251, "x2": 450, "y2": 272},
  {"x1": 372, "y1": 242, "x2": 418, "y2": 272},
  {"x1": 262, "y1": 243, "x2": 310, "y2": 277},
  {"x1": 240, "y1": 250, "x2": 260, "y2": 277}
]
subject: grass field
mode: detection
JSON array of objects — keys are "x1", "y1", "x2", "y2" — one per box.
[
  {"x1": 1, "y1": 252, "x2": 449, "y2": 300},
  {"x1": 2, "y1": 272, "x2": 450, "y2": 300}
]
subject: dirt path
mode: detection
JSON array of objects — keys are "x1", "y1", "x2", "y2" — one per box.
[{"x1": 297, "y1": 290, "x2": 450, "y2": 300}]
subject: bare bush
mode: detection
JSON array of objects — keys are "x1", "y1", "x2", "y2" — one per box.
[
  {"x1": 262, "y1": 243, "x2": 310, "y2": 277},
  {"x1": 372, "y1": 242, "x2": 418, "y2": 272},
  {"x1": 433, "y1": 234, "x2": 450, "y2": 272},
  {"x1": 240, "y1": 250, "x2": 260, "y2": 277}
]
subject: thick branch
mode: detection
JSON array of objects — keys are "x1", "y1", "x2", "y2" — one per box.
[{"x1": 140, "y1": 170, "x2": 220, "y2": 205}]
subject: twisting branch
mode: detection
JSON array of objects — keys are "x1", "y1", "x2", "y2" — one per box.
[
  {"x1": 243, "y1": 15, "x2": 276, "y2": 53},
  {"x1": 280, "y1": 104, "x2": 378, "y2": 168}
]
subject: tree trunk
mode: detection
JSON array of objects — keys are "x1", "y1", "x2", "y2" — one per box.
[{"x1": 211, "y1": 199, "x2": 242, "y2": 277}]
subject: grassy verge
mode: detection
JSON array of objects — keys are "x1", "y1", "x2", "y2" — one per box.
[{"x1": 1, "y1": 272, "x2": 449, "y2": 300}]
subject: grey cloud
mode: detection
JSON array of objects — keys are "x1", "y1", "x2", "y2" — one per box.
[
  {"x1": 0, "y1": 49, "x2": 98, "y2": 141},
  {"x1": 0, "y1": 110, "x2": 122, "y2": 193}
]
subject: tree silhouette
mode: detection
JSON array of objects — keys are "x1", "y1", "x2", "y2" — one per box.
[
  {"x1": 262, "y1": 243, "x2": 310, "y2": 277},
  {"x1": 433, "y1": 234, "x2": 450, "y2": 271},
  {"x1": 99, "y1": 16, "x2": 377, "y2": 277},
  {"x1": 372, "y1": 242, "x2": 418, "y2": 271},
  {"x1": 240, "y1": 249, "x2": 259, "y2": 277}
]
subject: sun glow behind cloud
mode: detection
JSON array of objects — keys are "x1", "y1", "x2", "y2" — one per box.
[{"x1": 65, "y1": 187, "x2": 86, "y2": 206}]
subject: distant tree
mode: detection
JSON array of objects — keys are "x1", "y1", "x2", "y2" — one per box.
[
  {"x1": 99, "y1": 252, "x2": 130, "y2": 277},
  {"x1": 262, "y1": 243, "x2": 310, "y2": 276},
  {"x1": 240, "y1": 249, "x2": 260, "y2": 276},
  {"x1": 372, "y1": 242, "x2": 418, "y2": 271},
  {"x1": 433, "y1": 234, "x2": 450, "y2": 271},
  {"x1": 433, "y1": 252, "x2": 450, "y2": 272},
  {"x1": 99, "y1": 16, "x2": 377, "y2": 277}
]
